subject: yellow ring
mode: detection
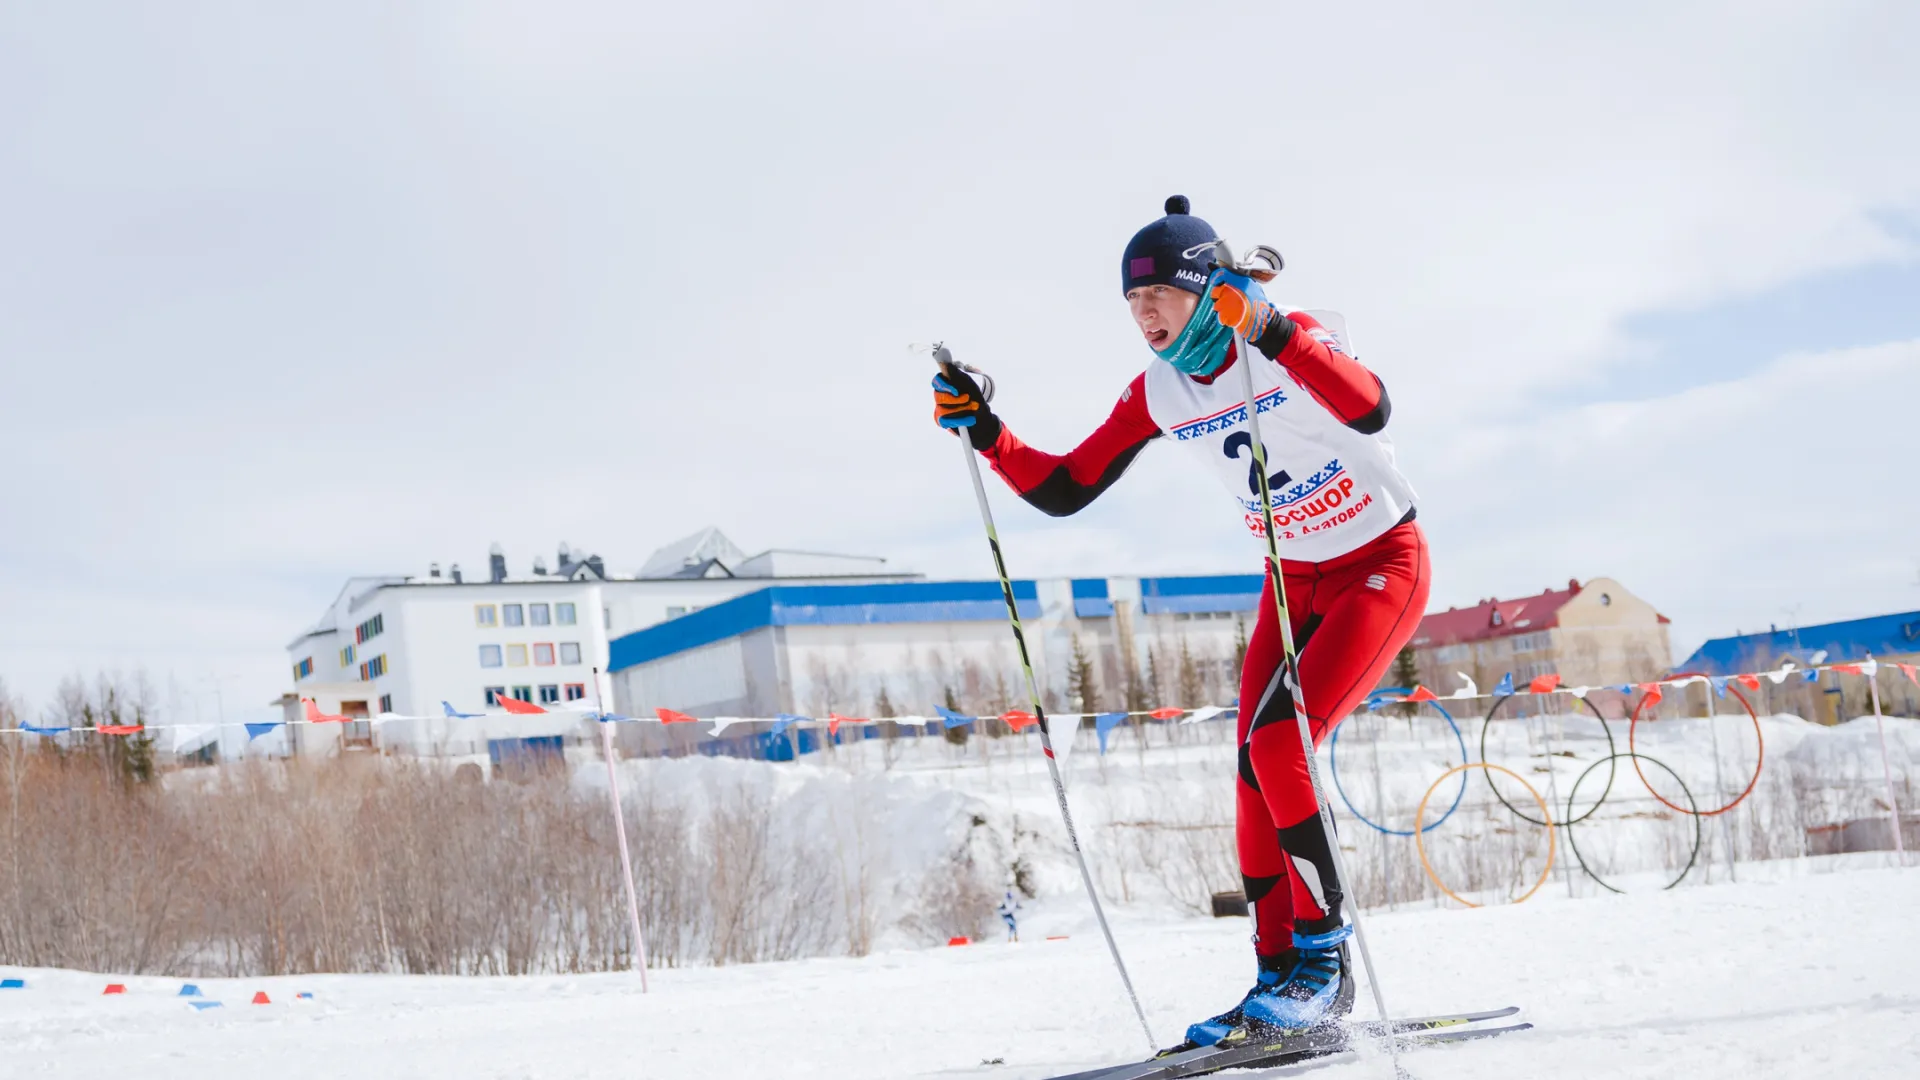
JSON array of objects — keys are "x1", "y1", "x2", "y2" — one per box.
[{"x1": 1414, "y1": 762, "x2": 1557, "y2": 908}]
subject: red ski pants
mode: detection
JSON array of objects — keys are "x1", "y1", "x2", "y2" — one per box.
[{"x1": 1236, "y1": 520, "x2": 1430, "y2": 954}]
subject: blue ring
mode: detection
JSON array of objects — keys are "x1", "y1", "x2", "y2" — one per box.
[{"x1": 1330, "y1": 689, "x2": 1468, "y2": 836}]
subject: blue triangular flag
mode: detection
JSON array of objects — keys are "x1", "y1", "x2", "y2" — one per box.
[
  {"x1": 1493, "y1": 673, "x2": 1514, "y2": 697},
  {"x1": 0, "y1": 978, "x2": 24, "y2": 989},
  {"x1": 1803, "y1": 667, "x2": 1820, "y2": 682},
  {"x1": 1093, "y1": 712, "x2": 1128, "y2": 754},
  {"x1": 771, "y1": 713, "x2": 810, "y2": 735},
  {"x1": 935, "y1": 705, "x2": 974, "y2": 730},
  {"x1": 189, "y1": 1000, "x2": 223, "y2": 1011},
  {"x1": 1710, "y1": 676, "x2": 1729, "y2": 698},
  {"x1": 178, "y1": 983, "x2": 201, "y2": 997},
  {"x1": 244, "y1": 721, "x2": 283, "y2": 740},
  {"x1": 594, "y1": 712, "x2": 632, "y2": 723},
  {"x1": 441, "y1": 701, "x2": 483, "y2": 719},
  {"x1": 1615, "y1": 684, "x2": 1635, "y2": 694},
  {"x1": 20, "y1": 721, "x2": 68, "y2": 736}
]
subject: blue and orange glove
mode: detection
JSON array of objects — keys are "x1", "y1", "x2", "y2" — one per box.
[
  {"x1": 1208, "y1": 267, "x2": 1283, "y2": 343},
  {"x1": 933, "y1": 366, "x2": 1001, "y2": 451}
]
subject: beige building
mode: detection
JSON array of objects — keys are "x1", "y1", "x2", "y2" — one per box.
[{"x1": 1399, "y1": 577, "x2": 1672, "y2": 713}]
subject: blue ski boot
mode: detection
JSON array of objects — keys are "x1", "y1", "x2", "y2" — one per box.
[
  {"x1": 1241, "y1": 923, "x2": 1355, "y2": 1031},
  {"x1": 1172, "y1": 951, "x2": 1293, "y2": 1052}
]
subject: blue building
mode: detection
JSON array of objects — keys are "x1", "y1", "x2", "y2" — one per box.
[
  {"x1": 1676, "y1": 610, "x2": 1920, "y2": 723},
  {"x1": 605, "y1": 574, "x2": 1264, "y2": 752}
]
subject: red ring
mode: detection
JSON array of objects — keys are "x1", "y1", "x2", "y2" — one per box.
[{"x1": 1628, "y1": 671, "x2": 1763, "y2": 817}]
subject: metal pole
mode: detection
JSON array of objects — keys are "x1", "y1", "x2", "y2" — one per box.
[
  {"x1": 1864, "y1": 658, "x2": 1908, "y2": 866},
  {"x1": 936, "y1": 348, "x2": 1156, "y2": 1051},
  {"x1": 1228, "y1": 312, "x2": 1405, "y2": 1078},
  {"x1": 1700, "y1": 677, "x2": 1739, "y2": 883},
  {"x1": 592, "y1": 667, "x2": 650, "y2": 991}
]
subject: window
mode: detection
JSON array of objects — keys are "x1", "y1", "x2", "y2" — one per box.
[
  {"x1": 533, "y1": 643, "x2": 555, "y2": 666},
  {"x1": 560, "y1": 642, "x2": 581, "y2": 665},
  {"x1": 359, "y1": 654, "x2": 388, "y2": 680},
  {"x1": 1599, "y1": 593, "x2": 1612, "y2": 606},
  {"x1": 341, "y1": 644, "x2": 356, "y2": 668},
  {"x1": 378, "y1": 693, "x2": 393, "y2": 714},
  {"x1": 530, "y1": 603, "x2": 550, "y2": 626},
  {"x1": 476, "y1": 604, "x2": 497, "y2": 627},
  {"x1": 479, "y1": 644, "x2": 503, "y2": 668},
  {"x1": 665, "y1": 605, "x2": 687, "y2": 619},
  {"x1": 556, "y1": 602, "x2": 576, "y2": 625},
  {"x1": 506, "y1": 644, "x2": 528, "y2": 667},
  {"x1": 564, "y1": 683, "x2": 586, "y2": 702},
  {"x1": 503, "y1": 603, "x2": 524, "y2": 627},
  {"x1": 538, "y1": 684, "x2": 561, "y2": 705},
  {"x1": 512, "y1": 685, "x2": 533, "y2": 703},
  {"x1": 484, "y1": 686, "x2": 507, "y2": 706},
  {"x1": 294, "y1": 657, "x2": 314, "y2": 680},
  {"x1": 356, "y1": 613, "x2": 385, "y2": 644}
]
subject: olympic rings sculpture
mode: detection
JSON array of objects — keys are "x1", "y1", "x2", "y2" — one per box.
[
  {"x1": 1351, "y1": 678, "x2": 1766, "y2": 903},
  {"x1": 1330, "y1": 690, "x2": 1468, "y2": 836}
]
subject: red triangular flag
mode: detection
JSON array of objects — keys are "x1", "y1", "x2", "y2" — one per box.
[
  {"x1": 1000, "y1": 710, "x2": 1039, "y2": 732},
  {"x1": 1148, "y1": 707, "x2": 1183, "y2": 720},
  {"x1": 98, "y1": 724, "x2": 144, "y2": 736},
  {"x1": 655, "y1": 707, "x2": 696, "y2": 723},
  {"x1": 1900, "y1": 664, "x2": 1919, "y2": 686},
  {"x1": 496, "y1": 695, "x2": 546, "y2": 715},
  {"x1": 827, "y1": 712, "x2": 865, "y2": 737},
  {"x1": 1737, "y1": 674, "x2": 1761, "y2": 691},
  {"x1": 102, "y1": 983, "x2": 126, "y2": 995},
  {"x1": 1527, "y1": 674, "x2": 1562, "y2": 694},
  {"x1": 303, "y1": 698, "x2": 347, "y2": 723},
  {"x1": 1830, "y1": 662, "x2": 1864, "y2": 676},
  {"x1": 1639, "y1": 683, "x2": 1664, "y2": 707},
  {"x1": 1407, "y1": 685, "x2": 1438, "y2": 703},
  {"x1": 251, "y1": 991, "x2": 271, "y2": 1005}
]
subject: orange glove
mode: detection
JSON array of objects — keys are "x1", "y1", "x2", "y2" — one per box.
[{"x1": 1208, "y1": 267, "x2": 1281, "y2": 341}]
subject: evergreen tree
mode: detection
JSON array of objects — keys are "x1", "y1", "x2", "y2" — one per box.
[
  {"x1": 1065, "y1": 633, "x2": 1098, "y2": 714},
  {"x1": 942, "y1": 685, "x2": 969, "y2": 746},
  {"x1": 1178, "y1": 638, "x2": 1204, "y2": 709},
  {"x1": 874, "y1": 683, "x2": 897, "y2": 718},
  {"x1": 1390, "y1": 645, "x2": 1421, "y2": 718}
]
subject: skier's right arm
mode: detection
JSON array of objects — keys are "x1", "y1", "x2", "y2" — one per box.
[{"x1": 932, "y1": 370, "x2": 1161, "y2": 517}]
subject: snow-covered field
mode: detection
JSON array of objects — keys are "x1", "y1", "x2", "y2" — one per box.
[
  {"x1": 5, "y1": 711, "x2": 1916, "y2": 1078},
  {"x1": 4, "y1": 863, "x2": 1915, "y2": 1079}
]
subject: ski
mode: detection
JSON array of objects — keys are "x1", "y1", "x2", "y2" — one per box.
[{"x1": 1043, "y1": 1007, "x2": 1525, "y2": 1080}]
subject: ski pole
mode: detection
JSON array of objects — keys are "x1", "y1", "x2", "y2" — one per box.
[
  {"x1": 1215, "y1": 244, "x2": 1407, "y2": 1079},
  {"x1": 933, "y1": 344, "x2": 1157, "y2": 1052}
]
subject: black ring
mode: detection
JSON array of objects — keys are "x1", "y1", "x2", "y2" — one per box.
[
  {"x1": 1476, "y1": 692, "x2": 1617, "y2": 827},
  {"x1": 1564, "y1": 751, "x2": 1702, "y2": 894}
]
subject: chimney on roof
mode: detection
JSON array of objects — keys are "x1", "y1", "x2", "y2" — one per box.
[
  {"x1": 586, "y1": 554, "x2": 605, "y2": 579},
  {"x1": 450, "y1": 563, "x2": 463, "y2": 584},
  {"x1": 429, "y1": 562, "x2": 441, "y2": 579},
  {"x1": 533, "y1": 555, "x2": 548, "y2": 576},
  {"x1": 558, "y1": 541, "x2": 572, "y2": 566},
  {"x1": 1568, "y1": 577, "x2": 1581, "y2": 591},
  {"x1": 489, "y1": 543, "x2": 507, "y2": 584}
]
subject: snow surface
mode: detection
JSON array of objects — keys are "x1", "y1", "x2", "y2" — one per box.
[
  {"x1": 3, "y1": 864, "x2": 1915, "y2": 1079},
  {"x1": 6, "y1": 712, "x2": 1916, "y2": 1077}
]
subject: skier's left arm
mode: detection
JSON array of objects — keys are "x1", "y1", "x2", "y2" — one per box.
[{"x1": 1211, "y1": 276, "x2": 1392, "y2": 434}]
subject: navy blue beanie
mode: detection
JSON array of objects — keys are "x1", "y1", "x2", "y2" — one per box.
[{"x1": 1121, "y1": 195, "x2": 1221, "y2": 297}]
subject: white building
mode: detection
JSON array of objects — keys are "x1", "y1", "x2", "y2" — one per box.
[
  {"x1": 606, "y1": 573, "x2": 1261, "y2": 755},
  {"x1": 283, "y1": 529, "x2": 918, "y2": 756}
]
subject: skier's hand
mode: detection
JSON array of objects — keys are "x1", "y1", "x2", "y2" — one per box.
[
  {"x1": 932, "y1": 365, "x2": 1002, "y2": 451},
  {"x1": 1208, "y1": 267, "x2": 1282, "y2": 342}
]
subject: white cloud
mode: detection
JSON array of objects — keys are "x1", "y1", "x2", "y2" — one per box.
[{"x1": 1, "y1": 2, "x2": 1917, "y2": 712}]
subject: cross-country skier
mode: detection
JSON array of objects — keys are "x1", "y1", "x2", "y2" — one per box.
[
  {"x1": 997, "y1": 888, "x2": 1021, "y2": 942},
  {"x1": 931, "y1": 196, "x2": 1430, "y2": 1051}
]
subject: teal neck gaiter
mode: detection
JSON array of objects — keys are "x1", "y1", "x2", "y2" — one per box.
[{"x1": 1153, "y1": 289, "x2": 1234, "y2": 377}]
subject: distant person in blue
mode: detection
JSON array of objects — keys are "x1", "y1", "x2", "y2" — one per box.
[{"x1": 997, "y1": 889, "x2": 1021, "y2": 943}]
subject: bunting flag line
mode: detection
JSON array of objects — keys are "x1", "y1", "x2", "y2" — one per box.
[
  {"x1": 6, "y1": 655, "x2": 1911, "y2": 744},
  {"x1": 1093, "y1": 712, "x2": 1128, "y2": 754}
]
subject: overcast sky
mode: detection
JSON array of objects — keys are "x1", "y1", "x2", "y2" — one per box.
[{"x1": 3, "y1": 2, "x2": 1917, "y2": 718}]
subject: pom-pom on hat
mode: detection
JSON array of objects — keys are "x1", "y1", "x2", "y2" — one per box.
[{"x1": 1120, "y1": 195, "x2": 1222, "y2": 298}]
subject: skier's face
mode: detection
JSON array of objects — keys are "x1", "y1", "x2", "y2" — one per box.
[{"x1": 1126, "y1": 284, "x2": 1200, "y2": 351}]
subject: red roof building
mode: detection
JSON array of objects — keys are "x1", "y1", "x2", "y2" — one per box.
[{"x1": 1394, "y1": 577, "x2": 1672, "y2": 707}]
